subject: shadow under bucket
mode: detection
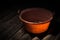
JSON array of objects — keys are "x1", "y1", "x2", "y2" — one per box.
[{"x1": 19, "y1": 8, "x2": 53, "y2": 34}]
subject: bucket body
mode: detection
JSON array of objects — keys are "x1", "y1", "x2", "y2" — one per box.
[
  {"x1": 19, "y1": 8, "x2": 53, "y2": 34},
  {"x1": 25, "y1": 22, "x2": 50, "y2": 34}
]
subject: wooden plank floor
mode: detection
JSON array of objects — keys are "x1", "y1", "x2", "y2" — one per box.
[{"x1": 0, "y1": 10, "x2": 24, "y2": 40}]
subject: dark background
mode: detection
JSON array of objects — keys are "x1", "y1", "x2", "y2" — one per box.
[
  {"x1": 0, "y1": 1, "x2": 59, "y2": 19},
  {"x1": 0, "y1": 1, "x2": 60, "y2": 40}
]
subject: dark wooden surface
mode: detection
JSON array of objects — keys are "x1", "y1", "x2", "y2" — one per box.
[
  {"x1": 0, "y1": 10, "x2": 23, "y2": 40},
  {"x1": 0, "y1": 10, "x2": 32, "y2": 40}
]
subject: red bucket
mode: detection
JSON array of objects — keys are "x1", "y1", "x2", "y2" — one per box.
[{"x1": 19, "y1": 8, "x2": 53, "y2": 34}]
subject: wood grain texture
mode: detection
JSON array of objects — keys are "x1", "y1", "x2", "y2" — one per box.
[{"x1": 0, "y1": 11, "x2": 23, "y2": 40}]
